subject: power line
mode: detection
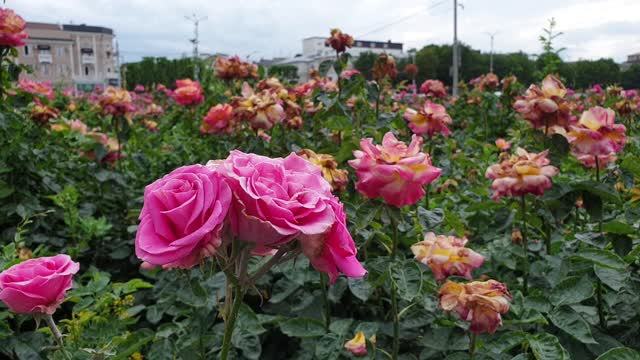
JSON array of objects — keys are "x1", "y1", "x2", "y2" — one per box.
[{"x1": 356, "y1": 0, "x2": 447, "y2": 39}]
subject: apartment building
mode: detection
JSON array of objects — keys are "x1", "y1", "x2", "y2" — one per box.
[{"x1": 16, "y1": 22, "x2": 120, "y2": 90}]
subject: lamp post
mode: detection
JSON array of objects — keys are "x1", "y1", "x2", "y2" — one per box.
[{"x1": 485, "y1": 31, "x2": 499, "y2": 73}]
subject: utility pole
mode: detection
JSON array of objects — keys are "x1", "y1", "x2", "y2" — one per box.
[
  {"x1": 452, "y1": 0, "x2": 459, "y2": 96},
  {"x1": 485, "y1": 31, "x2": 499, "y2": 73},
  {"x1": 185, "y1": 14, "x2": 207, "y2": 80}
]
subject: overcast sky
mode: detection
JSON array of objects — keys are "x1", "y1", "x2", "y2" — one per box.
[{"x1": 9, "y1": 0, "x2": 640, "y2": 63}]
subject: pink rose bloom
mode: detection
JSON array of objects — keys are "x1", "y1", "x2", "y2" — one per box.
[
  {"x1": 403, "y1": 101, "x2": 453, "y2": 138},
  {"x1": 567, "y1": 107, "x2": 626, "y2": 168},
  {"x1": 572, "y1": 153, "x2": 617, "y2": 169},
  {"x1": 0, "y1": 8, "x2": 28, "y2": 47},
  {"x1": 232, "y1": 82, "x2": 285, "y2": 130},
  {"x1": 208, "y1": 151, "x2": 335, "y2": 251},
  {"x1": 349, "y1": 132, "x2": 442, "y2": 207},
  {"x1": 495, "y1": 138, "x2": 511, "y2": 151},
  {"x1": 588, "y1": 84, "x2": 604, "y2": 95},
  {"x1": 513, "y1": 75, "x2": 574, "y2": 132},
  {"x1": 300, "y1": 196, "x2": 366, "y2": 283},
  {"x1": 485, "y1": 148, "x2": 559, "y2": 201},
  {"x1": 344, "y1": 332, "x2": 367, "y2": 356},
  {"x1": 134, "y1": 84, "x2": 145, "y2": 92},
  {"x1": 340, "y1": 69, "x2": 361, "y2": 80},
  {"x1": 411, "y1": 232, "x2": 484, "y2": 281},
  {"x1": 0, "y1": 254, "x2": 79, "y2": 314},
  {"x1": 135, "y1": 164, "x2": 231, "y2": 269},
  {"x1": 201, "y1": 104, "x2": 235, "y2": 134},
  {"x1": 439, "y1": 279, "x2": 511, "y2": 334},
  {"x1": 173, "y1": 79, "x2": 204, "y2": 106},
  {"x1": 419, "y1": 79, "x2": 448, "y2": 98},
  {"x1": 17, "y1": 79, "x2": 55, "y2": 100},
  {"x1": 623, "y1": 89, "x2": 638, "y2": 99}
]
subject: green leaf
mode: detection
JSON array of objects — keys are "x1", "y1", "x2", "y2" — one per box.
[
  {"x1": 596, "y1": 347, "x2": 640, "y2": 360},
  {"x1": 549, "y1": 275, "x2": 594, "y2": 306},
  {"x1": 0, "y1": 180, "x2": 14, "y2": 199},
  {"x1": 621, "y1": 156, "x2": 640, "y2": 177},
  {"x1": 487, "y1": 331, "x2": 529, "y2": 353},
  {"x1": 269, "y1": 278, "x2": 300, "y2": 304},
  {"x1": 348, "y1": 277, "x2": 373, "y2": 302},
  {"x1": 548, "y1": 306, "x2": 597, "y2": 344},
  {"x1": 601, "y1": 221, "x2": 636, "y2": 235},
  {"x1": 527, "y1": 333, "x2": 567, "y2": 360},
  {"x1": 572, "y1": 181, "x2": 621, "y2": 204},
  {"x1": 571, "y1": 248, "x2": 627, "y2": 270},
  {"x1": 594, "y1": 265, "x2": 628, "y2": 291},
  {"x1": 390, "y1": 261, "x2": 423, "y2": 302},
  {"x1": 280, "y1": 318, "x2": 326, "y2": 338}
]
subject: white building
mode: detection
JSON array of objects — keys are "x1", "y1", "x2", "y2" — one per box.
[{"x1": 272, "y1": 37, "x2": 404, "y2": 82}]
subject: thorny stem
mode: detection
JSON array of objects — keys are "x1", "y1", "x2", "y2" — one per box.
[
  {"x1": 44, "y1": 314, "x2": 72, "y2": 360},
  {"x1": 320, "y1": 273, "x2": 331, "y2": 331},
  {"x1": 220, "y1": 282, "x2": 244, "y2": 360},
  {"x1": 387, "y1": 204, "x2": 400, "y2": 359},
  {"x1": 469, "y1": 332, "x2": 477, "y2": 359},
  {"x1": 520, "y1": 195, "x2": 529, "y2": 296}
]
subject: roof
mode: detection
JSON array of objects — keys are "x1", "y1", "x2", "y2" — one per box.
[
  {"x1": 304, "y1": 36, "x2": 403, "y2": 50},
  {"x1": 62, "y1": 24, "x2": 114, "y2": 35}
]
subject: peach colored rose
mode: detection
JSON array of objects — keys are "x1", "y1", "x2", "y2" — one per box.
[
  {"x1": 201, "y1": 104, "x2": 235, "y2": 134},
  {"x1": 403, "y1": 101, "x2": 453, "y2": 138},
  {"x1": 0, "y1": 8, "x2": 28, "y2": 47},
  {"x1": 438, "y1": 279, "x2": 511, "y2": 334},
  {"x1": 173, "y1": 79, "x2": 204, "y2": 106},
  {"x1": 485, "y1": 148, "x2": 559, "y2": 201},
  {"x1": 411, "y1": 232, "x2": 484, "y2": 280}
]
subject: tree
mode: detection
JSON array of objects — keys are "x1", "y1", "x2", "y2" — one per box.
[
  {"x1": 268, "y1": 65, "x2": 299, "y2": 83},
  {"x1": 621, "y1": 64, "x2": 640, "y2": 89},
  {"x1": 353, "y1": 52, "x2": 378, "y2": 80},
  {"x1": 123, "y1": 57, "x2": 196, "y2": 90}
]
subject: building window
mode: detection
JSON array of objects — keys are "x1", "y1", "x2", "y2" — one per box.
[
  {"x1": 84, "y1": 66, "x2": 89, "y2": 76},
  {"x1": 107, "y1": 68, "x2": 111, "y2": 73},
  {"x1": 57, "y1": 47, "x2": 65, "y2": 57},
  {"x1": 106, "y1": 51, "x2": 111, "y2": 58},
  {"x1": 384, "y1": 44, "x2": 389, "y2": 49},
  {"x1": 356, "y1": 41, "x2": 362, "y2": 47},
  {"x1": 42, "y1": 64, "x2": 49, "y2": 75},
  {"x1": 24, "y1": 45, "x2": 30, "y2": 56}
]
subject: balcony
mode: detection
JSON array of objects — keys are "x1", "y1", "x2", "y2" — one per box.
[
  {"x1": 38, "y1": 53, "x2": 52, "y2": 63},
  {"x1": 81, "y1": 54, "x2": 96, "y2": 64}
]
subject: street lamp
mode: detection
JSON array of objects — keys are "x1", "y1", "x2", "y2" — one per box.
[{"x1": 485, "y1": 31, "x2": 499, "y2": 74}]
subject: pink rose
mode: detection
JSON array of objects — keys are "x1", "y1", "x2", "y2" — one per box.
[
  {"x1": 348, "y1": 132, "x2": 442, "y2": 207},
  {"x1": 0, "y1": 8, "x2": 28, "y2": 47},
  {"x1": 135, "y1": 164, "x2": 231, "y2": 269},
  {"x1": 0, "y1": 255, "x2": 79, "y2": 314},
  {"x1": 300, "y1": 196, "x2": 366, "y2": 283},
  {"x1": 201, "y1": 104, "x2": 235, "y2": 134},
  {"x1": 403, "y1": 101, "x2": 453, "y2": 138},
  {"x1": 485, "y1": 148, "x2": 559, "y2": 201},
  {"x1": 173, "y1": 79, "x2": 204, "y2": 106},
  {"x1": 419, "y1": 79, "x2": 447, "y2": 98},
  {"x1": 411, "y1": 232, "x2": 484, "y2": 281},
  {"x1": 208, "y1": 151, "x2": 335, "y2": 252},
  {"x1": 567, "y1": 107, "x2": 626, "y2": 168}
]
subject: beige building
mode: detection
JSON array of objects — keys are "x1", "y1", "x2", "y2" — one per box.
[{"x1": 16, "y1": 22, "x2": 120, "y2": 90}]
